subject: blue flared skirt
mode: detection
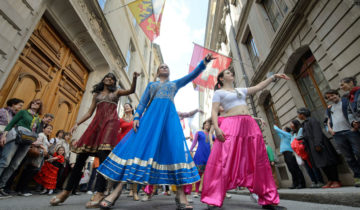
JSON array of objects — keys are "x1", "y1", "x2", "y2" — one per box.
[
  {"x1": 193, "y1": 131, "x2": 211, "y2": 166},
  {"x1": 97, "y1": 98, "x2": 200, "y2": 185}
]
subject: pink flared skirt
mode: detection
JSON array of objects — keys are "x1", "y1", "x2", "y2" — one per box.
[{"x1": 201, "y1": 115, "x2": 279, "y2": 207}]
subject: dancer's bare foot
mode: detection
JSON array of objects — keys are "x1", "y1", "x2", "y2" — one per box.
[
  {"x1": 132, "y1": 184, "x2": 140, "y2": 201},
  {"x1": 86, "y1": 192, "x2": 105, "y2": 208},
  {"x1": 128, "y1": 189, "x2": 133, "y2": 197},
  {"x1": 177, "y1": 190, "x2": 193, "y2": 209},
  {"x1": 49, "y1": 190, "x2": 71, "y2": 206}
]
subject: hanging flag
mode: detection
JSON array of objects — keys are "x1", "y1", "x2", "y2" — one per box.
[
  {"x1": 189, "y1": 43, "x2": 232, "y2": 91},
  {"x1": 128, "y1": 0, "x2": 166, "y2": 42}
]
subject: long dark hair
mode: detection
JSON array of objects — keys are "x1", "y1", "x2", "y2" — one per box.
[
  {"x1": 122, "y1": 103, "x2": 134, "y2": 117},
  {"x1": 214, "y1": 67, "x2": 235, "y2": 90},
  {"x1": 91, "y1": 73, "x2": 118, "y2": 94},
  {"x1": 27, "y1": 99, "x2": 43, "y2": 115},
  {"x1": 202, "y1": 118, "x2": 212, "y2": 130},
  {"x1": 291, "y1": 119, "x2": 302, "y2": 134},
  {"x1": 43, "y1": 124, "x2": 53, "y2": 138},
  {"x1": 55, "y1": 130, "x2": 65, "y2": 138}
]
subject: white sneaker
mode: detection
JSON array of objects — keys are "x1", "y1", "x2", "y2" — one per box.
[
  {"x1": 86, "y1": 191, "x2": 93, "y2": 195},
  {"x1": 40, "y1": 189, "x2": 48, "y2": 195},
  {"x1": 225, "y1": 193, "x2": 232, "y2": 199},
  {"x1": 141, "y1": 195, "x2": 151, "y2": 202},
  {"x1": 187, "y1": 195, "x2": 193, "y2": 203},
  {"x1": 48, "y1": 190, "x2": 53, "y2": 195},
  {"x1": 193, "y1": 193, "x2": 199, "y2": 198},
  {"x1": 22, "y1": 193, "x2": 32, "y2": 197},
  {"x1": 249, "y1": 193, "x2": 258, "y2": 203}
]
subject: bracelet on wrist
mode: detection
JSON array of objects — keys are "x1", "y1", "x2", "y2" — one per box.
[{"x1": 271, "y1": 75, "x2": 278, "y2": 83}]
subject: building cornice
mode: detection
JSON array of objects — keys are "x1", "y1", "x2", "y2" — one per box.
[{"x1": 89, "y1": 0, "x2": 127, "y2": 68}]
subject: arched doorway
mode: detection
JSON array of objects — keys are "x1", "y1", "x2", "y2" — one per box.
[
  {"x1": 293, "y1": 50, "x2": 330, "y2": 122},
  {"x1": 0, "y1": 18, "x2": 89, "y2": 135}
]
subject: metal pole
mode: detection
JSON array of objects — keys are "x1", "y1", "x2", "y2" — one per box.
[
  {"x1": 148, "y1": 42, "x2": 153, "y2": 83},
  {"x1": 225, "y1": 0, "x2": 257, "y2": 117}
]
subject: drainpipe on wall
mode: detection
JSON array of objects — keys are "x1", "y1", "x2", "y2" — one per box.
[{"x1": 225, "y1": 0, "x2": 257, "y2": 117}]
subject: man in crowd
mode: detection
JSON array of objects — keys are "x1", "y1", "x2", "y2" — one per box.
[
  {"x1": 36, "y1": 113, "x2": 54, "y2": 133},
  {"x1": 340, "y1": 77, "x2": 360, "y2": 131}
]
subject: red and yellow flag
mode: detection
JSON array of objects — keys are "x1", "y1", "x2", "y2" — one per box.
[{"x1": 128, "y1": 0, "x2": 166, "y2": 42}]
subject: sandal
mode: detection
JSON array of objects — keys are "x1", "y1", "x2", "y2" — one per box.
[
  {"x1": 177, "y1": 203, "x2": 193, "y2": 210},
  {"x1": 99, "y1": 195, "x2": 121, "y2": 210},
  {"x1": 86, "y1": 193, "x2": 105, "y2": 208},
  {"x1": 49, "y1": 191, "x2": 71, "y2": 206},
  {"x1": 86, "y1": 200, "x2": 102, "y2": 208}
]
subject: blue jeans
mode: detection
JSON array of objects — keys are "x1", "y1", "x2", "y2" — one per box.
[
  {"x1": 334, "y1": 130, "x2": 360, "y2": 178},
  {"x1": 0, "y1": 141, "x2": 31, "y2": 188},
  {"x1": 303, "y1": 160, "x2": 324, "y2": 184}
]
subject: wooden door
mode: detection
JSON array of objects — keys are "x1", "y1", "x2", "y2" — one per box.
[{"x1": 0, "y1": 18, "x2": 89, "y2": 134}]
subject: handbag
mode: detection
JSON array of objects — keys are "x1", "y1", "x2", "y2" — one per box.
[
  {"x1": 15, "y1": 126, "x2": 38, "y2": 145},
  {"x1": 294, "y1": 153, "x2": 304, "y2": 165}
]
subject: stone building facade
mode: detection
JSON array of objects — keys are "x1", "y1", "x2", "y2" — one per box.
[
  {"x1": 203, "y1": 0, "x2": 360, "y2": 187},
  {"x1": 0, "y1": 0, "x2": 161, "y2": 137}
]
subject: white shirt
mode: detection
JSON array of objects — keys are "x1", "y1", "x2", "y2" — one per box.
[
  {"x1": 212, "y1": 88, "x2": 248, "y2": 112},
  {"x1": 331, "y1": 101, "x2": 351, "y2": 132}
]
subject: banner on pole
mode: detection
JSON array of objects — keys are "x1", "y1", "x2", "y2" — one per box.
[
  {"x1": 189, "y1": 44, "x2": 232, "y2": 91},
  {"x1": 128, "y1": 0, "x2": 166, "y2": 42}
]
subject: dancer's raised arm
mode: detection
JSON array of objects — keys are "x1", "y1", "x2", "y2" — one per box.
[
  {"x1": 116, "y1": 72, "x2": 140, "y2": 96},
  {"x1": 174, "y1": 53, "x2": 215, "y2": 89},
  {"x1": 247, "y1": 73, "x2": 290, "y2": 95}
]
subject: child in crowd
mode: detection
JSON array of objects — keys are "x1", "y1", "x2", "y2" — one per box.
[{"x1": 34, "y1": 146, "x2": 65, "y2": 195}]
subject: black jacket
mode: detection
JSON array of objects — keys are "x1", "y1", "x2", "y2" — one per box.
[{"x1": 302, "y1": 117, "x2": 338, "y2": 168}]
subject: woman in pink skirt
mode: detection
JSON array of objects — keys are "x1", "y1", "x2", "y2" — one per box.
[{"x1": 201, "y1": 68, "x2": 289, "y2": 210}]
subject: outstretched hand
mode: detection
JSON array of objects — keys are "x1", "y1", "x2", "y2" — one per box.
[
  {"x1": 204, "y1": 53, "x2": 216, "y2": 64},
  {"x1": 274, "y1": 73, "x2": 290, "y2": 80},
  {"x1": 133, "y1": 72, "x2": 141, "y2": 79}
]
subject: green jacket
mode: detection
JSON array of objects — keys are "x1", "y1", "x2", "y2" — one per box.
[
  {"x1": 4, "y1": 110, "x2": 38, "y2": 131},
  {"x1": 266, "y1": 145, "x2": 275, "y2": 162}
]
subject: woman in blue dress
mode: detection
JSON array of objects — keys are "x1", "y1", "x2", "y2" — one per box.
[
  {"x1": 97, "y1": 53, "x2": 214, "y2": 210},
  {"x1": 189, "y1": 119, "x2": 212, "y2": 198}
]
